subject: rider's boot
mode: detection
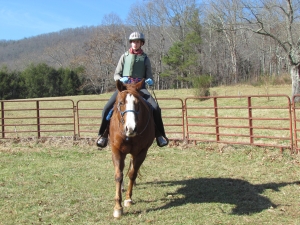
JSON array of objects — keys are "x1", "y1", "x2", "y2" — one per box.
[
  {"x1": 155, "y1": 127, "x2": 169, "y2": 147},
  {"x1": 96, "y1": 128, "x2": 109, "y2": 148}
]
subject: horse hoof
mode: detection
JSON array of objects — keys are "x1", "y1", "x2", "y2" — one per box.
[
  {"x1": 113, "y1": 208, "x2": 123, "y2": 218},
  {"x1": 124, "y1": 199, "x2": 133, "y2": 207}
]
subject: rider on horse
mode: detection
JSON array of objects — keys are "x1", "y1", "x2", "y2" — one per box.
[{"x1": 96, "y1": 31, "x2": 169, "y2": 148}]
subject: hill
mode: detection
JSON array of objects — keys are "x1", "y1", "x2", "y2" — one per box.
[{"x1": 0, "y1": 26, "x2": 96, "y2": 71}]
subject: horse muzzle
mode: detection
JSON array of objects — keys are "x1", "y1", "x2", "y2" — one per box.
[{"x1": 124, "y1": 125, "x2": 137, "y2": 137}]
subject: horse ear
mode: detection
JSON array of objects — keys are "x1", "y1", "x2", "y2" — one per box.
[
  {"x1": 135, "y1": 78, "x2": 145, "y2": 91},
  {"x1": 116, "y1": 80, "x2": 127, "y2": 92}
]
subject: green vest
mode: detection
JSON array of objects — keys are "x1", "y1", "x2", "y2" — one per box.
[{"x1": 122, "y1": 51, "x2": 147, "y2": 78}]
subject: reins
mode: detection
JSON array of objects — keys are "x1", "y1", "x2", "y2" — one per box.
[{"x1": 148, "y1": 85, "x2": 159, "y2": 107}]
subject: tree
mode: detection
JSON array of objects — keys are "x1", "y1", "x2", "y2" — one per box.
[
  {"x1": 79, "y1": 13, "x2": 125, "y2": 94},
  {"x1": 59, "y1": 68, "x2": 83, "y2": 96},
  {"x1": 21, "y1": 63, "x2": 81, "y2": 98},
  {"x1": 21, "y1": 63, "x2": 56, "y2": 98},
  {"x1": 240, "y1": 0, "x2": 300, "y2": 100},
  {"x1": 127, "y1": 0, "x2": 201, "y2": 89},
  {"x1": 162, "y1": 30, "x2": 202, "y2": 88},
  {"x1": 205, "y1": 0, "x2": 245, "y2": 84},
  {"x1": 0, "y1": 66, "x2": 23, "y2": 99}
]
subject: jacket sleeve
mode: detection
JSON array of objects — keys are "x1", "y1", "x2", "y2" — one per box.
[
  {"x1": 114, "y1": 54, "x2": 125, "y2": 81},
  {"x1": 145, "y1": 56, "x2": 154, "y2": 80}
]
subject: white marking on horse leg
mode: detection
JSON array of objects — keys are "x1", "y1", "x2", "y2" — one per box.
[
  {"x1": 124, "y1": 199, "x2": 133, "y2": 207},
  {"x1": 124, "y1": 94, "x2": 137, "y2": 136}
]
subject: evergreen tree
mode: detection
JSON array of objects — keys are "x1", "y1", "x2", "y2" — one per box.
[
  {"x1": 59, "y1": 68, "x2": 82, "y2": 96},
  {"x1": 0, "y1": 66, "x2": 24, "y2": 100},
  {"x1": 162, "y1": 31, "x2": 202, "y2": 88},
  {"x1": 0, "y1": 66, "x2": 11, "y2": 99},
  {"x1": 22, "y1": 63, "x2": 49, "y2": 98}
]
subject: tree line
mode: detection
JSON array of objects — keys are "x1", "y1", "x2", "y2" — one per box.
[
  {"x1": 0, "y1": 64, "x2": 83, "y2": 100},
  {"x1": 1, "y1": 0, "x2": 300, "y2": 99}
]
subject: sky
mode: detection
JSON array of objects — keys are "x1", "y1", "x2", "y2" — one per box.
[{"x1": 0, "y1": 0, "x2": 141, "y2": 41}]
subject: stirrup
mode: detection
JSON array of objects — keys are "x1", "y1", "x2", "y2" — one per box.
[
  {"x1": 157, "y1": 136, "x2": 168, "y2": 147},
  {"x1": 96, "y1": 136, "x2": 108, "y2": 148}
]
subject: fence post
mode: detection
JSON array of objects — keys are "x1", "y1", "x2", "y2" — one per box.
[
  {"x1": 36, "y1": 101, "x2": 41, "y2": 138},
  {"x1": 248, "y1": 97, "x2": 253, "y2": 144},
  {"x1": 1, "y1": 102, "x2": 4, "y2": 138},
  {"x1": 213, "y1": 97, "x2": 220, "y2": 142}
]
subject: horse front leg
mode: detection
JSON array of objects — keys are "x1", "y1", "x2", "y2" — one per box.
[
  {"x1": 112, "y1": 152, "x2": 125, "y2": 218},
  {"x1": 124, "y1": 150, "x2": 147, "y2": 207}
]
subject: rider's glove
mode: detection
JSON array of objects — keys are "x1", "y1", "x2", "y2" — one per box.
[
  {"x1": 145, "y1": 78, "x2": 153, "y2": 86},
  {"x1": 119, "y1": 77, "x2": 129, "y2": 83}
]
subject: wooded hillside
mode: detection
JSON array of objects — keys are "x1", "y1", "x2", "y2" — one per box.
[{"x1": 1, "y1": 0, "x2": 299, "y2": 97}]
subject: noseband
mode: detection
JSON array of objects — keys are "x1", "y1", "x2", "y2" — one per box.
[{"x1": 117, "y1": 105, "x2": 139, "y2": 125}]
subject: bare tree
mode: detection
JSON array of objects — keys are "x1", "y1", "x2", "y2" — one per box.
[
  {"x1": 80, "y1": 13, "x2": 125, "y2": 93},
  {"x1": 44, "y1": 41, "x2": 82, "y2": 68},
  {"x1": 241, "y1": 0, "x2": 300, "y2": 100},
  {"x1": 205, "y1": 0, "x2": 247, "y2": 84},
  {"x1": 127, "y1": 1, "x2": 169, "y2": 89},
  {"x1": 127, "y1": 0, "x2": 200, "y2": 89}
]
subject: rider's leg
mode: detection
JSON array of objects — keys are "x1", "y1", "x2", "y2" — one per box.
[
  {"x1": 153, "y1": 107, "x2": 169, "y2": 147},
  {"x1": 140, "y1": 89, "x2": 168, "y2": 147},
  {"x1": 96, "y1": 91, "x2": 118, "y2": 148}
]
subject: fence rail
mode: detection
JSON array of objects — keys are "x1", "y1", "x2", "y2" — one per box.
[
  {"x1": 185, "y1": 95, "x2": 293, "y2": 151},
  {"x1": 0, "y1": 99, "x2": 75, "y2": 139},
  {"x1": 1, "y1": 95, "x2": 299, "y2": 153}
]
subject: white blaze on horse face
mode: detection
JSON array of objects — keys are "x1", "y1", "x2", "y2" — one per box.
[{"x1": 125, "y1": 94, "x2": 137, "y2": 136}]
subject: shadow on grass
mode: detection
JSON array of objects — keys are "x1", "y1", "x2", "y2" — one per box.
[{"x1": 141, "y1": 178, "x2": 299, "y2": 215}]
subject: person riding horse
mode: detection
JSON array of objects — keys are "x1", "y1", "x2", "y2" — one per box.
[{"x1": 96, "y1": 31, "x2": 168, "y2": 148}]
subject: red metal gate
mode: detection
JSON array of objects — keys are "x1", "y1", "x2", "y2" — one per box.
[
  {"x1": 185, "y1": 95, "x2": 293, "y2": 151},
  {"x1": 76, "y1": 98, "x2": 185, "y2": 141},
  {"x1": 1, "y1": 95, "x2": 299, "y2": 152},
  {"x1": 0, "y1": 99, "x2": 75, "y2": 139}
]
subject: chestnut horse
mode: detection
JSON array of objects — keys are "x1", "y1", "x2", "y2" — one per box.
[{"x1": 109, "y1": 79, "x2": 155, "y2": 218}]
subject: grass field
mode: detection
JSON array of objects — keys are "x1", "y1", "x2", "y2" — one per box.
[
  {"x1": 0, "y1": 137, "x2": 299, "y2": 224},
  {"x1": 1, "y1": 84, "x2": 300, "y2": 224}
]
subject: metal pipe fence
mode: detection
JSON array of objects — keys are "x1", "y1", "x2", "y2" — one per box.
[
  {"x1": 0, "y1": 95, "x2": 299, "y2": 152},
  {"x1": 185, "y1": 95, "x2": 293, "y2": 152},
  {"x1": 0, "y1": 99, "x2": 75, "y2": 139}
]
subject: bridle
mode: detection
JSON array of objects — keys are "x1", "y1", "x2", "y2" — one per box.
[
  {"x1": 117, "y1": 105, "x2": 139, "y2": 125},
  {"x1": 116, "y1": 92, "x2": 151, "y2": 136}
]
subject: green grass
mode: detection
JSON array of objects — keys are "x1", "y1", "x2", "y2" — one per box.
[
  {"x1": 1, "y1": 84, "x2": 299, "y2": 224},
  {"x1": 0, "y1": 139, "x2": 299, "y2": 224}
]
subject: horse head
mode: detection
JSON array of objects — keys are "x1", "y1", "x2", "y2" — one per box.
[{"x1": 115, "y1": 79, "x2": 145, "y2": 137}]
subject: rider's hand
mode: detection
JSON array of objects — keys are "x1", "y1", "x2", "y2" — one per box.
[
  {"x1": 119, "y1": 77, "x2": 129, "y2": 83},
  {"x1": 145, "y1": 78, "x2": 153, "y2": 86}
]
